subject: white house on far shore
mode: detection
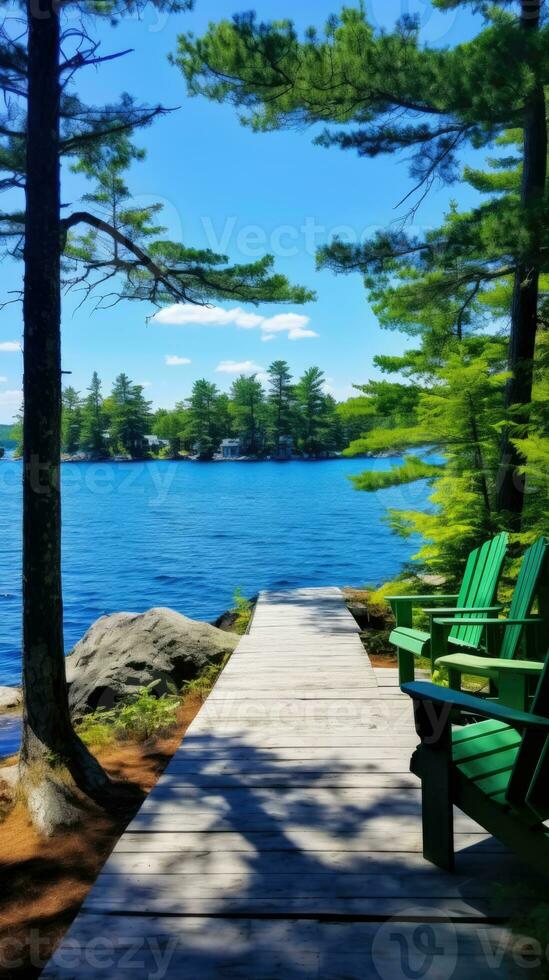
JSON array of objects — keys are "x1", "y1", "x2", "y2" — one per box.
[
  {"x1": 274, "y1": 435, "x2": 293, "y2": 460},
  {"x1": 144, "y1": 434, "x2": 169, "y2": 451},
  {"x1": 220, "y1": 438, "x2": 242, "y2": 459}
]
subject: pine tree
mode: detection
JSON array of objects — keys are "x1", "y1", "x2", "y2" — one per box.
[
  {"x1": 176, "y1": 1, "x2": 548, "y2": 527},
  {"x1": 348, "y1": 340, "x2": 509, "y2": 581},
  {"x1": 231, "y1": 375, "x2": 266, "y2": 455},
  {"x1": 338, "y1": 380, "x2": 422, "y2": 448},
  {"x1": 109, "y1": 374, "x2": 152, "y2": 457},
  {"x1": 80, "y1": 372, "x2": 107, "y2": 455},
  {"x1": 186, "y1": 380, "x2": 226, "y2": 459},
  {"x1": 0, "y1": 3, "x2": 313, "y2": 830},
  {"x1": 295, "y1": 367, "x2": 329, "y2": 455},
  {"x1": 61, "y1": 387, "x2": 82, "y2": 455},
  {"x1": 267, "y1": 360, "x2": 293, "y2": 455},
  {"x1": 328, "y1": 142, "x2": 548, "y2": 567}
]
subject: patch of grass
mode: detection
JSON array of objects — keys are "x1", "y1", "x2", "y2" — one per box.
[
  {"x1": 77, "y1": 681, "x2": 180, "y2": 748},
  {"x1": 231, "y1": 587, "x2": 253, "y2": 634},
  {"x1": 183, "y1": 655, "x2": 231, "y2": 704},
  {"x1": 77, "y1": 657, "x2": 234, "y2": 749},
  {"x1": 76, "y1": 714, "x2": 114, "y2": 749}
]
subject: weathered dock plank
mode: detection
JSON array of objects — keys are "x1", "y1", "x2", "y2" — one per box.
[{"x1": 43, "y1": 587, "x2": 536, "y2": 979}]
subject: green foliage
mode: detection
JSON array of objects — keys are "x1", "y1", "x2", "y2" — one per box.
[
  {"x1": 107, "y1": 373, "x2": 152, "y2": 457},
  {"x1": 177, "y1": 2, "x2": 548, "y2": 565},
  {"x1": 153, "y1": 404, "x2": 188, "y2": 457},
  {"x1": 76, "y1": 713, "x2": 117, "y2": 749},
  {"x1": 345, "y1": 335, "x2": 512, "y2": 580},
  {"x1": 80, "y1": 372, "x2": 107, "y2": 454},
  {"x1": 267, "y1": 360, "x2": 294, "y2": 454},
  {"x1": 230, "y1": 375, "x2": 266, "y2": 455},
  {"x1": 351, "y1": 456, "x2": 443, "y2": 492},
  {"x1": 183, "y1": 657, "x2": 230, "y2": 702},
  {"x1": 76, "y1": 682, "x2": 180, "y2": 746},
  {"x1": 176, "y1": 6, "x2": 546, "y2": 185},
  {"x1": 185, "y1": 379, "x2": 230, "y2": 458},
  {"x1": 9, "y1": 410, "x2": 23, "y2": 458},
  {"x1": 59, "y1": 361, "x2": 391, "y2": 461},
  {"x1": 0, "y1": 10, "x2": 314, "y2": 341},
  {"x1": 62, "y1": 140, "x2": 316, "y2": 309},
  {"x1": 61, "y1": 387, "x2": 83, "y2": 454},
  {"x1": 112, "y1": 684, "x2": 179, "y2": 741},
  {"x1": 293, "y1": 366, "x2": 339, "y2": 454},
  {"x1": 0, "y1": 424, "x2": 16, "y2": 449},
  {"x1": 231, "y1": 588, "x2": 253, "y2": 634}
]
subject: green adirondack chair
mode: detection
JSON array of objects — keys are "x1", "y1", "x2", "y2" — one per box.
[
  {"x1": 401, "y1": 653, "x2": 549, "y2": 875},
  {"x1": 434, "y1": 537, "x2": 549, "y2": 709},
  {"x1": 388, "y1": 532, "x2": 509, "y2": 684}
]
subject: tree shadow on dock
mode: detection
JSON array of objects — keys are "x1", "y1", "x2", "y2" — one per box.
[{"x1": 44, "y1": 733, "x2": 544, "y2": 979}]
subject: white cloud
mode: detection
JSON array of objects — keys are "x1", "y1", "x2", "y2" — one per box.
[
  {"x1": 139, "y1": 380, "x2": 153, "y2": 388},
  {"x1": 215, "y1": 360, "x2": 264, "y2": 375},
  {"x1": 288, "y1": 327, "x2": 319, "y2": 341},
  {"x1": 258, "y1": 313, "x2": 308, "y2": 335},
  {"x1": 261, "y1": 334, "x2": 276, "y2": 343},
  {"x1": 0, "y1": 376, "x2": 7, "y2": 383},
  {"x1": 153, "y1": 305, "x2": 318, "y2": 341},
  {"x1": 155, "y1": 305, "x2": 263, "y2": 329},
  {"x1": 165, "y1": 355, "x2": 191, "y2": 366},
  {"x1": 0, "y1": 341, "x2": 20, "y2": 353}
]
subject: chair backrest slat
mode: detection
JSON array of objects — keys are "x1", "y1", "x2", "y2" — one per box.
[
  {"x1": 501, "y1": 537, "x2": 548, "y2": 660},
  {"x1": 456, "y1": 545, "x2": 481, "y2": 608},
  {"x1": 450, "y1": 533, "x2": 508, "y2": 648}
]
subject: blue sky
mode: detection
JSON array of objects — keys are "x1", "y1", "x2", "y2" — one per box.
[{"x1": 0, "y1": 1, "x2": 483, "y2": 422}]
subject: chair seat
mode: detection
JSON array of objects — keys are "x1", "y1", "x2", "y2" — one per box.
[
  {"x1": 453, "y1": 719, "x2": 521, "y2": 803},
  {"x1": 437, "y1": 653, "x2": 502, "y2": 678},
  {"x1": 437, "y1": 653, "x2": 545, "y2": 678}
]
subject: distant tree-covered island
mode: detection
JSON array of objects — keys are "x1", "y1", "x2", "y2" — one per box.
[{"x1": 7, "y1": 360, "x2": 417, "y2": 462}]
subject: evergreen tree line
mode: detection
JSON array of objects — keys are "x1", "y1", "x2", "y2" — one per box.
[{"x1": 28, "y1": 362, "x2": 369, "y2": 460}]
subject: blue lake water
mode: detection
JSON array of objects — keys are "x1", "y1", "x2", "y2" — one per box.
[{"x1": 0, "y1": 458, "x2": 430, "y2": 688}]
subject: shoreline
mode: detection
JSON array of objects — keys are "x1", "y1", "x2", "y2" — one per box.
[{"x1": 2, "y1": 450, "x2": 401, "y2": 464}]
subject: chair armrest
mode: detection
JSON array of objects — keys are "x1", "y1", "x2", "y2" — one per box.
[
  {"x1": 389, "y1": 593, "x2": 459, "y2": 629},
  {"x1": 387, "y1": 594, "x2": 459, "y2": 606},
  {"x1": 486, "y1": 660, "x2": 544, "y2": 676},
  {"x1": 425, "y1": 604, "x2": 503, "y2": 616},
  {"x1": 402, "y1": 681, "x2": 549, "y2": 731},
  {"x1": 433, "y1": 617, "x2": 542, "y2": 628}
]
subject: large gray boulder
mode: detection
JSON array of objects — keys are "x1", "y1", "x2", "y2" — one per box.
[{"x1": 66, "y1": 607, "x2": 238, "y2": 717}]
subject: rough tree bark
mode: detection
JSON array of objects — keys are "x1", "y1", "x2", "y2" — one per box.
[
  {"x1": 19, "y1": 0, "x2": 140, "y2": 834},
  {"x1": 496, "y1": 0, "x2": 547, "y2": 528}
]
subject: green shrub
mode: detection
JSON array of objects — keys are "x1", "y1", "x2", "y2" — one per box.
[
  {"x1": 76, "y1": 710, "x2": 118, "y2": 748},
  {"x1": 77, "y1": 682, "x2": 179, "y2": 747},
  {"x1": 366, "y1": 577, "x2": 423, "y2": 620},
  {"x1": 114, "y1": 683, "x2": 179, "y2": 741},
  {"x1": 232, "y1": 587, "x2": 253, "y2": 634},
  {"x1": 183, "y1": 656, "x2": 230, "y2": 703}
]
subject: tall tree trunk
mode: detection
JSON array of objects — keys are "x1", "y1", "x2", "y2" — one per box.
[
  {"x1": 19, "y1": 0, "x2": 137, "y2": 833},
  {"x1": 496, "y1": 0, "x2": 547, "y2": 528}
]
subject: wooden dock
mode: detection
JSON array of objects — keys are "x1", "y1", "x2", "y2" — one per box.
[{"x1": 44, "y1": 587, "x2": 538, "y2": 978}]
